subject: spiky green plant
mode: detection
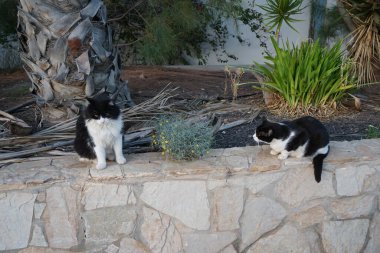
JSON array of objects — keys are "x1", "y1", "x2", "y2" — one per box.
[
  {"x1": 258, "y1": 0, "x2": 305, "y2": 39},
  {"x1": 253, "y1": 37, "x2": 357, "y2": 110}
]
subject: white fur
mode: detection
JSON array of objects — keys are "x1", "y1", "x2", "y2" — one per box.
[
  {"x1": 86, "y1": 115, "x2": 126, "y2": 169},
  {"x1": 254, "y1": 130, "x2": 313, "y2": 160},
  {"x1": 270, "y1": 131, "x2": 295, "y2": 153},
  {"x1": 314, "y1": 145, "x2": 329, "y2": 156}
]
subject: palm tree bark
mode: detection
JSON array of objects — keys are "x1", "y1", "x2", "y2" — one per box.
[{"x1": 17, "y1": 0, "x2": 133, "y2": 122}]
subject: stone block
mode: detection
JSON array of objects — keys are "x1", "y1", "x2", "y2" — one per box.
[
  {"x1": 246, "y1": 224, "x2": 316, "y2": 253},
  {"x1": 291, "y1": 205, "x2": 330, "y2": 228},
  {"x1": 29, "y1": 225, "x2": 48, "y2": 247},
  {"x1": 330, "y1": 195, "x2": 376, "y2": 219},
  {"x1": 140, "y1": 180, "x2": 210, "y2": 230},
  {"x1": 249, "y1": 147, "x2": 282, "y2": 172},
  {"x1": 275, "y1": 167, "x2": 335, "y2": 206},
  {"x1": 336, "y1": 166, "x2": 376, "y2": 196},
  {"x1": 43, "y1": 186, "x2": 79, "y2": 249},
  {"x1": 119, "y1": 238, "x2": 150, "y2": 253},
  {"x1": 140, "y1": 207, "x2": 182, "y2": 253},
  {"x1": 82, "y1": 207, "x2": 137, "y2": 246},
  {"x1": 81, "y1": 183, "x2": 135, "y2": 211},
  {"x1": 183, "y1": 231, "x2": 237, "y2": 253},
  {"x1": 0, "y1": 192, "x2": 36, "y2": 250},
  {"x1": 321, "y1": 220, "x2": 369, "y2": 253},
  {"x1": 240, "y1": 196, "x2": 287, "y2": 251},
  {"x1": 212, "y1": 186, "x2": 244, "y2": 231},
  {"x1": 364, "y1": 212, "x2": 380, "y2": 253}
]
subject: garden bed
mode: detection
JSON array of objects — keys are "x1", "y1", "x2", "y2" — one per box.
[{"x1": 1, "y1": 66, "x2": 380, "y2": 150}]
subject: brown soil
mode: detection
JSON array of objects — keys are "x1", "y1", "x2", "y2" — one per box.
[{"x1": 1, "y1": 66, "x2": 380, "y2": 148}]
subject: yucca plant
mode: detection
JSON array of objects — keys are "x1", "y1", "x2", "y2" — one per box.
[
  {"x1": 253, "y1": 37, "x2": 357, "y2": 110},
  {"x1": 258, "y1": 0, "x2": 305, "y2": 39},
  {"x1": 340, "y1": 0, "x2": 380, "y2": 83}
]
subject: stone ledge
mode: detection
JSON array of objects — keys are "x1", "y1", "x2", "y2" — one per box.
[
  {"x1": 1, "y1": 139, "x2": 379, "y2": 190},
  {"x1": 0, "y1": 139, "x2": 379, "y2": 252}
]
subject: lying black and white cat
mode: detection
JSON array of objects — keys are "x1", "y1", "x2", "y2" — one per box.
[
  {"x1": 253, "y1": 116, "x2": 329, "y2": 183},
  {"x1": 74, "y1": 92, "x2": 126, "y2": 170}
]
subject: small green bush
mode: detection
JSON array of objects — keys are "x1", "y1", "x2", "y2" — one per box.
[
  {"x1": 366, "y1": 125, "x2": 380, "y2": 139},
  {"x1": 152, "y1": 116, "x2": 214, "y2": 160},
  {"x1": 253, "y1": 38, "x2": 357, "y2": 110}
]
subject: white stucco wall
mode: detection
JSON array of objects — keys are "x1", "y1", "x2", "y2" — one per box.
[{"x1": 199, "y1": 0, "x2": 312, "y2": 65}]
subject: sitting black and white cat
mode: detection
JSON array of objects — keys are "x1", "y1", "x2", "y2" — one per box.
[
  {"x1": 253, "y1": 116, "x2": 329, "y2": 183},
  {"x1": 74, "y1": 92, "x2": 126, "y2": 170}
]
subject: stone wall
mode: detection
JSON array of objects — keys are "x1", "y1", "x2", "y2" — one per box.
[{"x1": 0, "y1": 139, "x2": 379, "y2": 253}]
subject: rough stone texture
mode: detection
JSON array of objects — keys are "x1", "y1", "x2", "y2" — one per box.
[
  {"x1": 34, "y1": 203, "x2": 46, "y2": 219},
  {"x1": 81, "y1": 183, "x2": 135, "y2": 211},
  {"x1": 0, "y1": 192, "x2": 36, "y2": 250},
  {"x1": 119, "y1": 238, "x2": 149, "y2": 253},
  {"x1": 29, "y1": 225, "x2": 48, "y2": 247},
  {"x1": 330, "y1": 195, "x2": 376, "y2": 219},
  {"x1": 82, "y1": 207, "x2": 137, "y2": 245},
  {"x1": 275, "y1": 167, "x2": 335, "y2": 206},
  {"x1": 104, "y1": 244, "x2": 119, "y2": 253},
  {"x1": 18, "y1": 248, "x2": 80, "y2": 253},
  {"x1": 212, "y1": 186, "x2": 244, "y2": 231},
  {"x1": 140, "y1": 181, "x2": 210, "y2": 230},
  {"x1": 89, "y1": 165, "x2": 123, "y2": 179},
  {"x1": 208, "y1": 172, "x2": 285, "y2": 194},
  {"x1": 43, "y1": 186, "x2": 79, "y2": 249},
  {"x1": 321, "y1": 220, "x2": 369, "y2": 253},
  {"x1": 291, "y1": 205, "x2": 330, "y2": 228},
  {"x1": 240, "y1": 196, "x2": 287, "y2": 251},
  {"x1": 246, "y1": 224, "x2": 315, "y2": 253},
  {"x1": 140, "y1": 206, "x2": 182, "y2": 253},
  {"x1": 0, "y1": 141, "x2": 379, "y2": 252},
  {"x1": 183, "y1": 231, "x2": 237, "y2": 253},
  {"x1": 336, "y1": 165, "x2": 376, "y2": 196},
  {"x1": 0, "y1": 160, "x2": 63, "y2": 191},
  {"x1": 222, "y1": 155, "x2": 249, "y2": 169},
  {"x1": 364, "y1": 212, "x2": 380, "y2": 253},
  {"x1": 249, "y1": 147, "x2": 282, "y2": 172},
  {"x1": 220, "y1": 245, "x2": 237, "y2": 253}
]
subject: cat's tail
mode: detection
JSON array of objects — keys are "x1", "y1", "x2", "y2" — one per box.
[{"x1": 312, "y1": 146, "x2": 330, "y2": 183}]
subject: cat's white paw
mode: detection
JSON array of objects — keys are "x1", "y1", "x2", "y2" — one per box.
[
  {"x1": 278, "y1": 153, "x2": 288, "y2": 160},
  {"x1": 270, "y1": 150, "x2": 279, "y2": 155},
  {"x1": 116, "y1": 156, "x2": 126, "y2": 165},
  {"x1": 96, "y1": 162, "x2": 107, "y2": 170}
]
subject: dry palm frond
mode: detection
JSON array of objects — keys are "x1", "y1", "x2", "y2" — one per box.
[
  {"x1": 347, "y1": 16, "x2": 380, "y2": 84},
  {"x1": 0, "y1": 86, "x2": 180, "y2": 160}
]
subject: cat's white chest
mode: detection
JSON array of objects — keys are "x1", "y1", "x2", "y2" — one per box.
[
  {"x1": 86, "y1": 116, "x2": 123, "y2": 147},
  {"x1": 270, "y1": 132, "x2": 295, "y2": 152}
]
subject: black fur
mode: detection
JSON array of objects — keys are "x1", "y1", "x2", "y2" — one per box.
[
  {"x1": 74, "y1": 92, "x2": 121, "y2": 159},
  {"x1": 313, "y1": 146, "x2": 330, "y2": 183},
  {"x1": 255, "y1": 116, "x2": 329, "y2": 183}
]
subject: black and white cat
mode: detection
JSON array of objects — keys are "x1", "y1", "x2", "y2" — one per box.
[
  {"x1": 253, "y1": 116, "x2": 329, "y2": 183},
  {"x1": 74, "y1": 92, "x2": 126, "y2": 170}
]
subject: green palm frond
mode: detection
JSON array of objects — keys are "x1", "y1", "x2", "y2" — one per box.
[{"x1": 258, "y1": 0, "x2": 305, "y2": 36}]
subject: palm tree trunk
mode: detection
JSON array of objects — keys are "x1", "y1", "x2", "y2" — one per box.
[{"x1": 17, "y1": 0, "x2": 133, "y2": 122}]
